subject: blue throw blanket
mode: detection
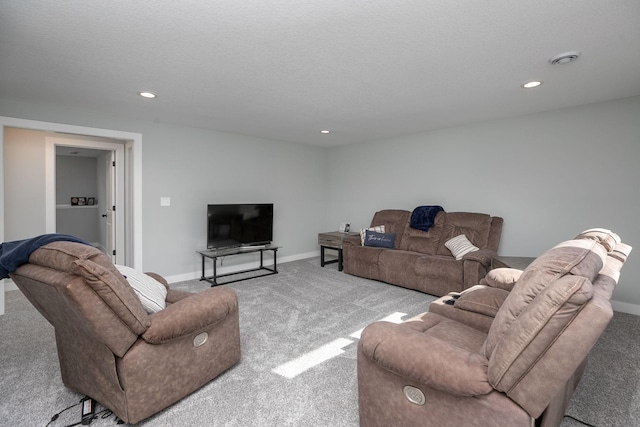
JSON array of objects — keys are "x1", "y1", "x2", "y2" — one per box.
[
  {"x1": 0, "y1": 234, "x2": 89, "y2": 279},
  {"x1": 410, "y1": 206, "x2": 444, "y2": 232}
]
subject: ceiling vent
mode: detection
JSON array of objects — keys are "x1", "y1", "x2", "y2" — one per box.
[{"x1": 549, "y1": 51, "x2": 581, "y2": 65}]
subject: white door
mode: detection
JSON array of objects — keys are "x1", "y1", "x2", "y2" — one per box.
[{"x1": 105, "y1": 151, "x2": 117, "y2": 263}]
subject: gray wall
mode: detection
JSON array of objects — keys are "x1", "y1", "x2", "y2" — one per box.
[
  {"x1": 3, "y1": 127, "x2": 47, "y2": 240},
  {"x1": 1, "y1": 100, "x2": 328, "y2": 279},
  {"x1": 326, "y1": 95, "x2": 640, "y2": 310},
  {"x1": 1, "y1": 95, "x2": 638, "y2": 311},
  {"x1": 55, "y1": 155, "x2": 100, "y2": 243}
]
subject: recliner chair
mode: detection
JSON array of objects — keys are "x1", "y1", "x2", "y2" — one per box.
[
  {"x1": 10, "y1": 241, "x2": 241, "y2": 424},
  {"x1": 357, "y1": 229, "x2": 631, "y2": 427}
]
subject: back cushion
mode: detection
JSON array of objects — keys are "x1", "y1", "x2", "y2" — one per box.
[
  {"x1": 29, "y1": 241, "x2": 150, "y2": 334},
  {"x1": 436, "y1": 212, "x2": 493, "y2": 255},
  {"x1": 482, "y1": 238, "x2": 606, "y2": 389},
  {"x1": 369, "y1": 210, "x2": 411, "y2": 249},
  {"x1": 398, "y1": 211, "x2": 445, "y2": 254}
]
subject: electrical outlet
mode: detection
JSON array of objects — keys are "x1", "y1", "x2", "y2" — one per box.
[{"x1": 160, "y1": 197, "x2": 171, "y2": 206}]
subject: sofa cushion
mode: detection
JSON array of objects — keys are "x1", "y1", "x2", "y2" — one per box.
[
  {"x1": 378, "y1": 250, "x2": 425, "y2": 290},
  {"x1": 398, "y1": 211, "x2": 444, "y2": 255},
  {"x1": 414, "y1": 255, "x2": 464, "y2": 283},
  {"x1": 445, "y1": 234, "x2": 480, "y2": 260},
  {"x1": 483, "y1": 238, "x2": 606, "y2": 388},
  {"x1": 486, "y1": 274, "x2": 593, "y2": 390},
  {"x1": 436, "y1": 212, "x2": 493, "y2": 256},
  {"x1": 29, "y1": 241, "x2": 151, "y2": 334},
  {"x1": 369, "y1": 210, "x2": 411, "y2": 248},
  {"x1": 74, "y1": 259, "x2": 151, "y2": 334}
]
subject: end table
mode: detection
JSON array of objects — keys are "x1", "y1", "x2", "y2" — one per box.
[{"x1": 318, "y1": 231, "x2": 359, "y2": 271}]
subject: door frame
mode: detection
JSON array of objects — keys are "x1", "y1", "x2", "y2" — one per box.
[
  {"x1": 1, "y1": 116, "x2": 143, "y2": 315},
  {"x1": 47, "y1": 137, "x2": 126, "y2": 264}
]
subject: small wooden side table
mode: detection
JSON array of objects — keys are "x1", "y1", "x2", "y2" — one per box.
[
  {"x1": 491, "y1": 255, "x2": 536, "y2": 271},
  {"x1": 318, "y1": 231, "x2": 359, "y2": 271}
]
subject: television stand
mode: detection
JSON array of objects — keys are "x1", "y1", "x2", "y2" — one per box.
[{"x1": 197, "y1": 244, "x2": 280, "y2": 286}]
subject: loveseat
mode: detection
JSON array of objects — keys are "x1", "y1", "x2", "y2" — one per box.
[
  {"x1": 342, "y1": 209, "x2": 503, "y2": 296},
  {"x1": 357, "y1": 228, "x2": 632, "y2": 427}
]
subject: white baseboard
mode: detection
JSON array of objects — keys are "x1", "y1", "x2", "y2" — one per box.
[
  {"x1": 612, "y1": 300, "x2": 640, "y2": 316},
  {"x1": 4, "y1": 279, "x2": 17, "y2": 292}
]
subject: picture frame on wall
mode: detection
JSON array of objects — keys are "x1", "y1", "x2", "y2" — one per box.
[
  {"x1": 71, "y1": 197, "x2": 79, "y2": 206},
  {"x1": 77, "y1": 197, "x2": 86, "y2": 206},
  {"x1": 87, "y1": 197, "x2": 96, "y2": 206}
]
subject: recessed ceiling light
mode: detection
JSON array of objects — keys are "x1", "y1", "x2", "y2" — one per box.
[
  {"x1": 138, "y1": 91, "x2": 157, "y2": 99},
  {"x1": 522, "y1": 81, "x2": 543, "y2": 89},
  {"x1": 320, "y1": 130, "x2": 330, "y2": 134}
]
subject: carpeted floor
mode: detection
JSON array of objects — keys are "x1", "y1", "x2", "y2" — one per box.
[{"x1": 0, "y1": 258, "x2": 638, "y2": 426}]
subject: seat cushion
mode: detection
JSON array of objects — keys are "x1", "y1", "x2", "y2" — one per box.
[{"x1": 360, "y1": 313, "x2": 492, "y2": 396}]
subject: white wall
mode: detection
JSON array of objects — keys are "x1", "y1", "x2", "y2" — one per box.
[
  {"x1": 1, "y1": 99, "x2": 328, "y2": 279},
  {"x1": 1, "y1": 96, "x2": 638, "y2": 313},
  {"x1": 3, "y1": 127, "x2": 48, "y2": 240},
  {"x1": 138, "y1": 123, "x2": 328, "y2": 276},
  {"x1": 326, "y1": 95, "x2": 640, "y2": 311}
]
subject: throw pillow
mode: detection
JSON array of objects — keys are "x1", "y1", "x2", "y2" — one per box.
[
  {"x1": 116, "y1": 265, "x2": 167, "y2": 313},
  {"x1": 360, "y1": 225, "x2": 385, "y2": 245},
  {"x1": 363, "y1": 231, "x2": 395, "y2": 248},
  {"x1": 445, "y1": 234, "x2": 479, "y2": 260}
]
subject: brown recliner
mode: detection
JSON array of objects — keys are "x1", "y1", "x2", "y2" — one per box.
[
  {"x1": 10, "y1": 241, "x2": 241, "y2": 424},
  {"x1": 357, "y1": 229, "x2": 631, "y2": 427}
]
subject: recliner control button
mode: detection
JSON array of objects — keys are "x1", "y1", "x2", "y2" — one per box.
[{"x1": 403, "y1": 385, "x2": 425, "y2": 405}]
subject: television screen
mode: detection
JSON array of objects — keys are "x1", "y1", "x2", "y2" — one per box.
[{"x1": 207, "y1": 203, "x2": 273, "y2": 249}]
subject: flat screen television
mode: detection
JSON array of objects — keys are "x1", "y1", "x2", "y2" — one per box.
[{"x1": 207, "y1": 203, "x2": 274, "y2": 249}]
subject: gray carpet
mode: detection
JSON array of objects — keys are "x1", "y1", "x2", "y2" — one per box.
[{"x1": 0, "y1": 258, "x2": 638, "y2": 427}]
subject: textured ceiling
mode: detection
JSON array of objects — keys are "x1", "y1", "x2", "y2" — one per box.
[{"x1": 1, "y1": 1, "x2": 639, "y2": 146}]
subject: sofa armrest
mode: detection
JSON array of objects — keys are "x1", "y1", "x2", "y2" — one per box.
[
  {"x1": 462, "y1": 248, "x2": 495, "y2": 266},
  {"x1": 455, "y1": 285, "x2": 510, "y2": 317},
  {"x1": 342, "y1": 234, "x2": 361, "y2": 248},
  {"x1": 359, "y1": 321, "x2": 492, "y2": 396},
  {"x1": 481, "y1": 268, "x2": 523, "y2": 291},
  {"x1": 142, "y1": 287, "x2": 238, "y2": 344},
  {"x1": 462, "y1": 249, "x2": 497, "y2": 289}
]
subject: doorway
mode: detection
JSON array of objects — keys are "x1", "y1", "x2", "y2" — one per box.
[{"x1": 49, "y1": 137, "x2": 125, "y2": 264}]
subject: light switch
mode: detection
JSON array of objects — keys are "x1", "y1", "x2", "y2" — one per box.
[{"x1": 160, "y1": 197, "x2": 171, "y2": 207}]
